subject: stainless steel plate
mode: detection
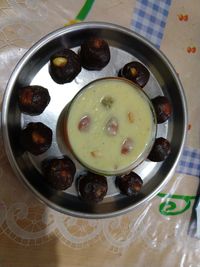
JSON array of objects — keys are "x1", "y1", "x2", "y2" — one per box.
[{"x1": 1, "y1": 22, "x2": 187, "y2": 219}]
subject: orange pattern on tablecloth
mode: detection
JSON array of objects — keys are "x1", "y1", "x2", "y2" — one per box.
[{"x1": 178, "y1": 14, "x2": 189, "y2": 21}]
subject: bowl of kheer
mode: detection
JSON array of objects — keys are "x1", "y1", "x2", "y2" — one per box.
[{"x1": 64, "y1": 77, "x2": 157, "y2": 176}]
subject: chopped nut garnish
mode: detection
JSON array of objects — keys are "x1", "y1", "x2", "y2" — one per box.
[
  {"x1": 53, "y1": 57, "x2": 68, "y2": 67},
  {"x1": 128, "y1": 112, "x2": 134, "y2": 123},
  {"x1": 121, "y1": 137, "x2": 134, "y2": 155},
  {"x1": 130, "y1": 67, "x2": 138, "y2": 77},
  {"x1": 101, "y1": 96, "x2": 114, "y2": 109},
  {"x1": 90, "y1": 150, "x2": 102, "y2": 158},
  {"x1": 32, "y1": 132, "x2": 46, "y2": 144},
  {"x1": 130, "y1": 68, "x2": 138, "y2": 77},
  {"x1": 78, "y1": 115, "x2": 91, "y2": 132},
  {"x1": 93, "y1": 38, "x2": 103, "y2": 48},
  {"x1": 105, "y1": 117, "x2": 118, "y2": 136},
  {"x1": 114, "y1": 164, "x2": 118, "y2": 170}
]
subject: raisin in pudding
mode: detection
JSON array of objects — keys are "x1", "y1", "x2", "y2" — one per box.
[{"x1": 65, "y1": 77, "x2": 156, "y2": 175}]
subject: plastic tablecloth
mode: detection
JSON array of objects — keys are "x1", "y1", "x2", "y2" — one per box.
[{"x1": 0, "y1": 1, "x2": 200, "y2": 266}]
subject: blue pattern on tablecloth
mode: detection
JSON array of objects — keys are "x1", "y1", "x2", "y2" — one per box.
[
  {"x1": 131, "y1": 0, "x2": 200, "y2": 178},
  {"x1": 131, "y1": 0, "x2": 172, "y2": 48},
  {"x1": 176, "y1": 147, "x2": 200, "y2": 177}
]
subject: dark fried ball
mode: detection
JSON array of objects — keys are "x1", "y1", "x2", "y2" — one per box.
[
  {"x1": 20, "y1": 122, "x2": 52, "y2": 155},
  {"x1": 18, "y1": 85, "x2": 50, "y2": 115},
  {"x1": 118, "y1": 61, "x2": 150, "y2": 88},
  {"x1": 116, "y1": 172, "x2": 143, "y2": 197},
  {"x1": 77, "y1": 172, "x2": 108, "y2": 203},
  {"x1": 148, "y1": 137, "x2": 171, "y2": 162},
  {"x1": 80, "y1": 37, "x2": 110, "y2": 70},
  {"x1": 152, "y1": 96, "x2": 172, "y2": 123},
  {"x1": 42, "y1": 157, "x2": 76, "y2": 190},
  {"x1": 49, "y1": 49, "x2": 81, "y2": 84}
]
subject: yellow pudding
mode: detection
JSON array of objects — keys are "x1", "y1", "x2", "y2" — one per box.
[{"x1": 65, "y1": 78, "x2": 156, "y2": 175}]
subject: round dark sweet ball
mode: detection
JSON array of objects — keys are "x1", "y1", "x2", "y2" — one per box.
[
  {"x1": 148, "y1": 137, "x2": 171, "y2": 162},
  {"x1": 116, "y1": 172, "x2": 143, "y2": 197},
  {"x1": 152, "y1": 96, "x2": 172, "y2": 123},
  {"x1": 49, "y1": 49, "x2": 81, "y2": 84},
  {"x1": 20, "y1": 122, "x2": 52, "y2": 155},
  {"x1": 18, "y1": 85, "x2": 50, "y2": 115},
  {"x1": 77, "y1": 172, "x2": 108, "y2": 203},
  {"x1": 42, "y1": 157, "x2": 76, "y2": 190},
  {"x1": 80, "y1": 37, "x2": 110, "y2": 70}
]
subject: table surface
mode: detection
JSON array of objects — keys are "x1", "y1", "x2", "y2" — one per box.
[{"x1": 0, "y1": 1, "x2": 200, "y2": 266}]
